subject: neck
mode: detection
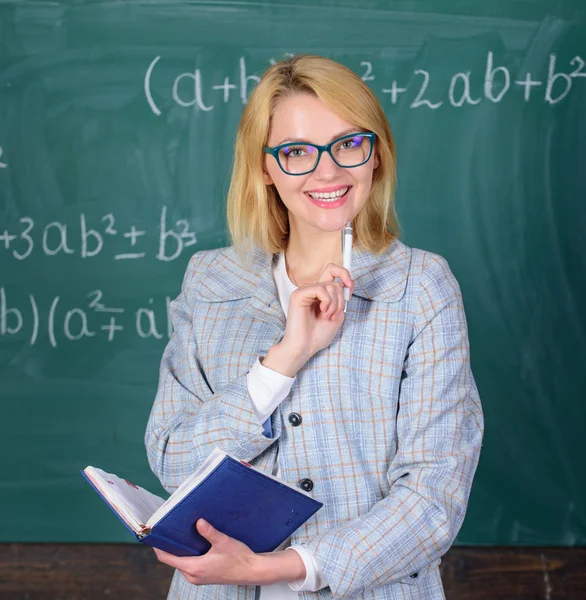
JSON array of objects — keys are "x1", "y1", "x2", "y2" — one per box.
[{"x1": 284, "y1": 228, "x2": 344, "y2": 287}]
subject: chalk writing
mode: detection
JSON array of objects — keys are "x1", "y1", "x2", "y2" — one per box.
[
  {"x1": 382, "y1": 52, "x2": 586, "y2": 108},
  {"x1": 0, "y1": 288, "x2": 174, "y2": 347},
  {"x1": 144, "y1": 52, "x2": 585, "y2": 116},
  {"x1": 0, "y1": 206, "x2": 196, "y2": 261}
]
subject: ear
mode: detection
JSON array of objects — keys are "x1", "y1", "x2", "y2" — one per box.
[
  {"x1": 373, "y1": 152, "x2": 380, "y2": 170},
  {"x1": 263, "y1": 169, "x2": 274, "y2": 186}
]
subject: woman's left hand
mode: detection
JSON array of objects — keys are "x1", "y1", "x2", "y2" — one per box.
[{"x1": 153, "y1": 518, "x2": 261, "y2": 586}]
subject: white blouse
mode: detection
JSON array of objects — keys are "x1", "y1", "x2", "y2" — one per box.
[{"x1": 246, "y1": 250, "x2": 328, "y2": 597}]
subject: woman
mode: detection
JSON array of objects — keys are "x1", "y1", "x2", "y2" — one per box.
[{"x1": 145, "y1": 54, "x2": 484, "y2": 600}]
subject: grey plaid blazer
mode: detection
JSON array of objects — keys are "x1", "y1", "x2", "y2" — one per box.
[{"x1": 145, "y1": 237, "x2": 484, "y2": 600}]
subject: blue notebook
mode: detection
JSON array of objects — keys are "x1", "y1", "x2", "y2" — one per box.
[{"x1": 81, "y1": 447, "x2": 323, "y2": 556}]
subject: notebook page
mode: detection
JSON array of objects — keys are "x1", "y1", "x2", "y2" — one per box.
[
  {"x1": 147, "y1": 447, "x2": 228, "y2": 528},
  {"x1": 85, "y1": 467, "x2": 165, "y2": 532}
]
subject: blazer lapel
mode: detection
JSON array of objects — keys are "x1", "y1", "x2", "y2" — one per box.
[
  {"x1": 350, "y1": 238, "x2": 412, "y2": 302},
  {"x1": 194, "y1": 244, "x2": 286, "y2": 333},
  {"x1": 193, "y1": 237, "x2": 412, "y2": 326}
]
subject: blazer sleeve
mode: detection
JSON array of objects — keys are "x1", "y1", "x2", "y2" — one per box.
[
  {"x1": 144, "y1": 252, "x2": 282, "y2": 493},
  {"x1": 247, "y1": 356, "x2": 296, "y2": 438},
  {"x1": 297, "y1": 254, "x2": 485, "y2": 598}
]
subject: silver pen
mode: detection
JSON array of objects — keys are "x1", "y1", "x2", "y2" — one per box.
[{"x1": 342, "y1": 221, "x2": 353, "y2": 313}]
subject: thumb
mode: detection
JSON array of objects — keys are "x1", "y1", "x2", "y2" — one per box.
[{"x1": 197, "y1": 518, "x2": 223, "y2": 542}]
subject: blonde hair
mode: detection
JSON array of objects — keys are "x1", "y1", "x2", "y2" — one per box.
[{"x1": 226, "y1": 54, "x2": 400, "y2": 266}]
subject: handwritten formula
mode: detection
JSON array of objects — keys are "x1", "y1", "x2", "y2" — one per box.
[
  {"x1": 0, "y1": 207, "x2": 196, "y2": 262},
  {"x1": 1, "y1": 288, "x2": 174, "y2": 347},
  {"x1": 144, "y1": 52, "x2": 586, "y2": 116}
]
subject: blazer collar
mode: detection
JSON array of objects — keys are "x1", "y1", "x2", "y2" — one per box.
[
  {"x1": 193, "y1": 238, "x2": 411, "y2": 333},
  {"x1": 194, "y1": 237, "x2": 411, "y2": 308}
]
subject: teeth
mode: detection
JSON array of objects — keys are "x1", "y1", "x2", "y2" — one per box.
[{"x1": 307, "y1": 186, "x2": 349, "y2": 200}]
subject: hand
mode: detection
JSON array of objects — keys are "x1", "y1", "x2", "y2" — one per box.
[
  {"x1": 281, "y1": 262, "x2": 354, "y2": 361},
  {"x1": 153, "y1": 518, "x2": 259, "y2": 586}
]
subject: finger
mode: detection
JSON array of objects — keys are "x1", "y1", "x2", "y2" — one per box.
[
  {"x1": 335, "y1": 285, "x2": 346, "y2": 320},
  {"x1": 154, "y1": 547, "x2": 173, "y2": 561},
  {"x1": 179, "y1": 569, "x2": 196, "y2": 585},
  {"x1": 153, "y1": 547, "x2": 196, "y2": 569},
  {"x1": 294, "y1": 283, "x2": 334, "y2": 312},
  {"x1": 323, "y1": 283, "x2": 339, "y2": 318},
  {"x1": 317, "y1": 263, "x2": 354, "y2": 292},
  {"x1": 320, "y1": 287, "x2": 335, "y2": 318},
  {"x1": 197, "y1": 518, "x2": 231, "y2": 545},
  {"x1": 321, "y1": 279, "x2": 344, "y2": 320},
  {"x1": 334, "y1": 282, "x2": 345, "y2": 319}
]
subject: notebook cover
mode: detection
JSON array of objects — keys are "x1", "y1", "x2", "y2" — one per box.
[
  {"x1": 81, "y1": 470, "x2": 195, "y2": 554},
  {"x1": 146, "y1": 456, "x2": 323, "y2": 556},
  {"x1": 83, "y1": 456, "x2": 323, "y2": 556}
]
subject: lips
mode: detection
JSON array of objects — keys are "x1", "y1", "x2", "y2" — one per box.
[
  {"x1": 305, "y1": 186, "x2": 351, "y2": 208},
  {"x1": 305, "y1": 185, "x2": 351, "y2": 200},
  {"x1": 305, "y1": 184, "x2": 351, "y2": 194}
]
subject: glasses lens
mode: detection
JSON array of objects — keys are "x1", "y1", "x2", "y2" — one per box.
[
  {"x1": 278, "y1": 144, "x2": 319, "y2": 174},
  {"x1": 332, "y1": 134, "x2": 372, "y2": 167},
  {"x1": 276, "y1": 134, "x2": 372, "y2": 174}
]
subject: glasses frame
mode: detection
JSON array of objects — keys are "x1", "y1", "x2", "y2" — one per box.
[{"x1": 263, "y1": 131, "x2": 377, "y2": 176}]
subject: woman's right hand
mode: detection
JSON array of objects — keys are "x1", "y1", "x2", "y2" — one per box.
[{"x1": 279, "y1": 262, "x2": 354, "y2": 365}]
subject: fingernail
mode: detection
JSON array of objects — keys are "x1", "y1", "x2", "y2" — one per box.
[{"x1": 200, "y1": 519, "x2": 208, "y2": 531}]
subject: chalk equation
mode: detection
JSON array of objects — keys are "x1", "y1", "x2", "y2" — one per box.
[
  {"x1": 0, "y1": 288, "x2": 174, "y2": 347},
  {"x1": 0, "y1": 206, "x2": 196, "y2": 261},
  {"x1": 144, "y1": 52, "x2": 586, "y2": 116}
]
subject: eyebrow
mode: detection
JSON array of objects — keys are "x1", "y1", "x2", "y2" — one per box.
[{"x1": 276, "y1": 128, "x2": 362, "y2": 146}]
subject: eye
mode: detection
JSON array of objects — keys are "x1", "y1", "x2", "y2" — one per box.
[
  {"x1": 343, "y1": 136, "x2": 364, "y2": 148},
  {"x1": 282, "y1": 145, "x2": 314, "y2": 157},
  {"x1": 335, "y1": 135, "x2": 364, "y2": 151}
]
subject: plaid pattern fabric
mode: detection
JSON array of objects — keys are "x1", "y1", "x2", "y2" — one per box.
[{"x1": 145, "y1": 238, "x2": 484, "y2": 600}]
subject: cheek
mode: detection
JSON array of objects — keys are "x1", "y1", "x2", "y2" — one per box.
[
  {"x1": 353, "y1": 168, "x2": 375, "y2": 207},
  {"x1": 354, "y1": 164, "x2": 375, "y2": 191},
  {"x1": 270, "y1": 170, "x2": 305, "y2": 198}
]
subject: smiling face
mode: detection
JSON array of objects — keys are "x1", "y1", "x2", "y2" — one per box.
[{"x1": 263, "y1": 93, "x2": 380, "y2": 237}]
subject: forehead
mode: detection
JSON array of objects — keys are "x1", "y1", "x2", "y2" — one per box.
[{"x1": 268, "y1": 94, "x2": 355, "y2": 144}]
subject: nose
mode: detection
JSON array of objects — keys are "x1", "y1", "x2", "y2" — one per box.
[{"x1": 313, "y1": 149, "x2": 344, "y2": 179}]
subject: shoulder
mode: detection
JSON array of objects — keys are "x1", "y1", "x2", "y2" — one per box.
[
  {"x1": 410, "y1": 246, "x2": 461, "y2": 291},
  {"x1": 179, "y1": 247, "x2": 226, "y2": 290},
  {"x1": 406, "y1": 245, "x2": 464, "y2": 313}
]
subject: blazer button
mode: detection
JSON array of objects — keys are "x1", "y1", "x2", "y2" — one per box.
[
  {"x1": 409, "y1": 572, "x2": 419, "y2": 579},
  {"x1": 299, "y1": 478, "x2": 313, "y2": 492},
  {"x1": 288, "y1": 412, "x2": 302, "y2": 427}
]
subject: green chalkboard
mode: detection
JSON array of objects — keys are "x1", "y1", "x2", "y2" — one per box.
[{"x1": 0, "y1": 0, "x2": 584, "y2": 546}]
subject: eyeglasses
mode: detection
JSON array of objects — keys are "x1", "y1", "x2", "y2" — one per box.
[{"x1": 263, "y1": 132, "x2": 377, "y2": 176}]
